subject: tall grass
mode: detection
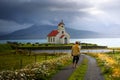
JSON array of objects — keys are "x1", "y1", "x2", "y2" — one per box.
[
  {"x1": 0, "y1": 44, "x2": 68, "y2": 71},
  {"x1": 0, "y1": 44, "x2": 12, "y2": 52},
  {"x1": 0, "y1": 54, "x2": 59, "y2": 71}
]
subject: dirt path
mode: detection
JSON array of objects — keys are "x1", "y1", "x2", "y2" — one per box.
[
  {"x1": 51, "y1": 54, "x2": 105, "y2": 80},
  {"x1": 84, "y1": 55, "x2": 105, "y2": 80},
  {"x1": 51, "y1": 54, "x2": 84, "y2": 80}
]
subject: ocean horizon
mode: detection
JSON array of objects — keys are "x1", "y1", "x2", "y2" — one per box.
[{"x1": 0, "y1": 38, "x2": 120, "y2": 47}]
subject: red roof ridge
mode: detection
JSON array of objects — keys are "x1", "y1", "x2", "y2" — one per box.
[
  {"x1": 47, "y1": 30, "x2": 59, "y2": 37},
  {"x1": 60, "y1": 34, "x2": 65, "y2": 38}
]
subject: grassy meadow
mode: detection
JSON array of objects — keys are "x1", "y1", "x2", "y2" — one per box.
[
  {"x1": 0, "y1": 44, "x2": 67, "y2": 71},
  {"x1": 0, "y1": 42, "x2": 108, "y2": 80},
  {"x1": 0, "y1": 53, "x2": 61, "y2": 71}
]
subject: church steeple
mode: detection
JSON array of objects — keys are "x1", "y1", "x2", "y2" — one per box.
[
  {"x1": 58, "y1": 20, "x2": 65, "y2": 26},
  {"x1": 58, "y1": 20, "x2": 65, "y2": 32}
]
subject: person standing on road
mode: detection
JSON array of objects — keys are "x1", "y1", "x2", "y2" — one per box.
[{"x1": 71, "y1": 41, "x2": 81, "y2": 68}]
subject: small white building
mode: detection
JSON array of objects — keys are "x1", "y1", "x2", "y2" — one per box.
[{"x1": 47, "y1": 20, "x2": 70, "y2": 44}]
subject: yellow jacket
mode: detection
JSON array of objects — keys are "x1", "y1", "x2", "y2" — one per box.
[{"x1": 71, "y1": 44, "x2": 81, "y2": 56}]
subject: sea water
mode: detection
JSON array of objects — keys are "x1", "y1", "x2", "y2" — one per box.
[{"x1": 0, "y1": 38, "x2": 120, "y2": 47}]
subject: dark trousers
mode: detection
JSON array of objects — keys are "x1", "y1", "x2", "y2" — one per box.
[{"x1": 73, "y1": 55, "x2": 79, "y2": 64}]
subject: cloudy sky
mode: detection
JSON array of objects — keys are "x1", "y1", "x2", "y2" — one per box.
[{"x1": 0, "y1": 0, "x2": 120, "y2": 35}]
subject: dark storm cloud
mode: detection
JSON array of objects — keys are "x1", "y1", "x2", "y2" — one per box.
[
  {"x1": 0, "y1": 0, "x2": 93, "y2": 33},
  {"x1": 0, "y1": 0, "x2": 91, "y2": 24},
  {"x1": 1, "y1": 0, "x2": 120, "y2": 34}
]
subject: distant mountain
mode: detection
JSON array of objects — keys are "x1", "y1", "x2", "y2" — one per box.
[
  {"x1": 0, "y1": 32, "x2": 10, "y2": 36},
  {"x1": 66, "y1": 28, "x2": 100, "y2": 38},
  {"x1": 0, "y1": 24, "x2": 100, "y2": 40}
]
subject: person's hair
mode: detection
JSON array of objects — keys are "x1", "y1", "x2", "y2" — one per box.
[
  {"x1": 75, "y1": 41, "x2": 80, "y2": 45},
  {"x1": 75, "y1": 41, "x2": 79, "y2": 44}
]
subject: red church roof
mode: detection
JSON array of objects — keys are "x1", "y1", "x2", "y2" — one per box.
[{"x1": 47, "y1": 30, "x2": 59, "y2": 37}]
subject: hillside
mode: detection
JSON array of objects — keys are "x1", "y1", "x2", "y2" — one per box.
[{"x1": 0, "y1": 25, "x2": 100, "y2": 40}]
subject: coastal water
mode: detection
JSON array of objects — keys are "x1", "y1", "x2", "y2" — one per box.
[
  {"x1": 0, "y1": 38, "x2": 120, "y2": 47},
  {"x1": 33, "y1": 49, "x2": 112, "y2": 54}
]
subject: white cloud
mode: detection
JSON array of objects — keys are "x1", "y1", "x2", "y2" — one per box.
[
  {"x1": 79, "y1": 7, "x2": 104, "y2": 16},
  {"x1": 40, "y1": 20, "x2": 56, "y2": 26}
]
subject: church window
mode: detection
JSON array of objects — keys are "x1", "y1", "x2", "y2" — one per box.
[
  {"x1": 53, "y1": 37, "x2": 55, "y2": 42},
  {"x1": 51, "y1": 38, "x2": 52, "y2": 42},
  {"x1": 62, "y1": 31, "x2": 64, "y2": 34}
]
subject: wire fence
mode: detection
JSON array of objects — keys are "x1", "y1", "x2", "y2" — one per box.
[{"x1": 0, "y1": 53, "x2": 64, "y2": 71}]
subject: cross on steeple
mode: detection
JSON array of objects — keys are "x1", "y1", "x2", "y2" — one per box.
[
  {"x1": 58, "y1": 20, "x2": 65, "y2": 26},
  {"x1": 61, "y1": 19, "x2": 63, "y2": 23}
]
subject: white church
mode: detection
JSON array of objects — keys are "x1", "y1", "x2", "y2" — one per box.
[{"x1": 47, "y1": 20, "x2": 70, "y2": 44}]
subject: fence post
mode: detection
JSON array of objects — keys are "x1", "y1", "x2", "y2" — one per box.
[
  {"x1": 20, "y1": 59, "x2": 22, "y2": 69},
  {"x1": 45, "y1": 53, "x2": 47, "y2": 60},
  {"x1": 113, "y1": 49, "x2": 115, "y2": 54},
  {"x1": 35, "y1": 55, "x2": 37, "y2": 63}
]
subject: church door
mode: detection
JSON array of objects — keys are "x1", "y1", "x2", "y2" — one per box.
[{"x1": 64, "y1": 37, "x2": 67, "y2": 44}]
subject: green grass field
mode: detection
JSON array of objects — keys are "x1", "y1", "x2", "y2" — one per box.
[
  {"x1": 0, "y1": 43, "x2": 66, "y2": 71},
  {"x1": 0, "y1": 53, "x2": 60, "y2": 71},
  {"x1": 7, "y1": 41, "x2": 98, "y2": 48},
  {"x1": 0, "y1": 43, "x2": 103, "y2": 72}
]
